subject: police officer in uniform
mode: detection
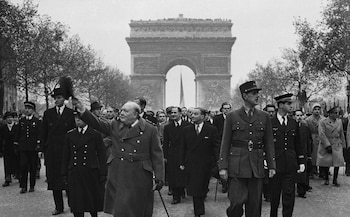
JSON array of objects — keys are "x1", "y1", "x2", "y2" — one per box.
[
  {"x1": 219, "y1": 81, "x2": 276, "y2": 217},
  {"x1": 15, "y1": 101, "x2": 41, "y2": 193},
  {"x1": 270, "y1": 94, "x2": 305, "y2": 217}
]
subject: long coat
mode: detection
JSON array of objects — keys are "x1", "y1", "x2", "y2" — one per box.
[
  {"x1": 305, "y1": 115, "x2": 323, "y2": 165},
  {"x1": 218, "y1": 107, "x2": 276, "y2": 178},
  {"x1": 180, "y1": 123, "x2": 220, "y2": 196},
  {"x1": 41, "y1": 106, "x2": 75, "y2": 190},
  {"x1": 296, "y1": 121, "x2": 313, "y2": 183},
  {"x1": 317, "y1": 117, "x2": 345, "y2": 167},
  {"x1": 213, "y1": 114, "x2": 225, "y2": 139},
  {"x1": 271, "y1": 115, "x2": 305, "y2": 173},
  {"x1": 61, "y1": 127, "x2": 107, "y2": 213},
  {"x1": 0, "y1": 123, "x2": 19, "y2": 177},
  {"x1": 163, "y1": 120, "x2": 190, "y2": 187},
  {"x1": 80, "y1": 110, "x2": 164, "y2": 217}
]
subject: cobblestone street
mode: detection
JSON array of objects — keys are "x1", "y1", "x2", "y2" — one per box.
[{"x1": 1, "y1": 159, "x2": 349, "y2": 217}]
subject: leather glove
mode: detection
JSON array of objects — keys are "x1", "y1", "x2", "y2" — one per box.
[
  {"x1": 99, "y1": 176, "x2": 107, "y2": 183},
  {"x1": 326, "y1": 146, "x2": 332, "y2": 154},
  {"x1": 153, "y1": 179, "x2": 164, "y2": 191}
]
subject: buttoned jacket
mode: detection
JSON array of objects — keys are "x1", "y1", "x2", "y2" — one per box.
[{"x1": 16, "y1": 116, "x2": 41, "y2": 151}]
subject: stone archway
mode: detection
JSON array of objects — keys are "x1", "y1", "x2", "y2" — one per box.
[{"x1": 126, "y1": 15, "x2": 236, "y2": 110}]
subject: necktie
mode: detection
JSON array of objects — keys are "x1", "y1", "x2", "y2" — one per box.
[
  {"x1": 248, "y1": 109, "x2": 253, "y2": 117},
  {"x1": 282, "y1": 116, "x2": 286, "y2": 126},
  {"x1": 57, "y1": 108, "x2": 61, "y2": 118},
  {"x1": 195, "y1": 124, "x2": 200, "y2": 135}
]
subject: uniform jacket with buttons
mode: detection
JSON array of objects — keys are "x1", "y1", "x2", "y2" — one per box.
[
  {"x1": 271, "y1": 114, "x2": 305, "y2": 173},
  {"x1": 219, "y1": 106, "x2": 276, "y2": 178},
  {"x1": 61, "y1": 127, "x2": 107, "y2": 177},
  {"x1": 15, "y1": 116, "x2": 41, "y2": 151}
]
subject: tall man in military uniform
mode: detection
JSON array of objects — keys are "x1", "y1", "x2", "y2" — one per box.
[
  {"x1": 270, "y1": 94, "x2": 305, "y2": 217},
  {"x1": 15, "y1": 101, "x2": 41, "y2": 194},
  {"x1": 219, "y1": 81, "x2": 276, "y2": 217},
  {"x1": 41, "y1": 88, "x2": 76, "y2": 215}
]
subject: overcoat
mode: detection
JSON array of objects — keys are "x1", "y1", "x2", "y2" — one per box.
[
  {"x1": 317, "y1": 117, "x2": 345, "y2": 167},
  {"x1": 61, "y1": 127, "x2": 107, "y2": 213},
  {"x1": 80, "y1": 110, "x2": 164, "y2": 217},
  {"x1": 305, "y1": 115, "x2": 323, "y2": 165},
  {"x1": 0, "y1": 123, "x2": 19, "y2": 177},
  {"x1": 213, "y1": 114, "x2": 225, "y2": 139},
  {"x1": 163, "y1": 120, "x2": 190, "y2": 187},
  {"x1": 41, "y1": 106, "x2": 76, "y2": 190},
  {"x1": 218, "y1": 107, "x2": 276, "y2": 178},
  {"x1": 16, "y1": 116, "x2": 41, "y2": 151},
  {"x1": 179, "y1": 123, "x2": 220, "y2": 196}
]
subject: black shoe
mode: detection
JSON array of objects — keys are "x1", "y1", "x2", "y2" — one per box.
[
  {"x1": 333, "y1": 180, "x2": 340, "y2": 187},
  {"x1": 2, "y1": 181, "x2": 10, "y2": 187},
  {"x1": 171, "y1": 199, "x2": 180, "y2": 205},
  {"x1": 324, "y1": 180, "x2": 329, "y2": 185},
  {"x1": 20, "y1": 188, "x2": 27, "y2": 194},
  {"x1": 29, "y1": 187, "x2": 34, "y2": 192},
  {"x1": 52, "y1": 210, "x2": 63, "y2": 215}
]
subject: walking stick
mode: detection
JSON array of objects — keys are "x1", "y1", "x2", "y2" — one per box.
[
  {"x1": 157, "y1": 189, "x2": 170, "y2": 217},
  {"x1": 214, "y1": 178, "x2": 219, "y2": 201}
]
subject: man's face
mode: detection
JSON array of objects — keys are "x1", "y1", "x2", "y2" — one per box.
[
  {"x1": 75, "y1": 117, "x2": 86, "y2": 128},
  {"x1": 181, "y1": 108, "x2": 187, "y2": 116},
  {"x1": 266, "y1": 107, "x2": 276, "y2": 118},
  {"x1": 24, "y1": 106, "x2": 34, "y2": 116},
  {"x1": 329, "y1": 108, "x2": 339, "y2": 120},
  {"x1": 92, "y1": 109, "x2": 102, "y2": 117},
  {"x1": 243, "y1": 90, "x2": 260, "y2": 106},
  {"x1": 5, "y1": 117, "x2": 13, "y2": 124},
  {"x1": 294, "y1": 111, "x2": 303, "y2": 122},
  {"x1": 222, "y1": 105, "x2": 231, "y2": 115},
  {"x1": 312, "y1": 107, "x2": 321, "y2": 116},
  {"x1": 54, "y1": 95, "x2": 65, "y2": 107},
  {"x1": 119, "y1": 103, "x2": 138, "y2": 125},
  {"x1": 158, "y1": 113, "x2": 166, "y2": 123},
  {"x1": 106, "y1": 108, "x2": 115, "y2": 119},
  {"x1": 209, "y1": 111, "x2": 215, "y2": 118},
  {"x1": 191, "y1": 109, "x2": 204, "y2": 124},
  {"x1": 170, "y1": 108, "x2": 181, "y2": 121},
  {"x1": 280, "y1": 101, "x2": 293, "y2": 113}
]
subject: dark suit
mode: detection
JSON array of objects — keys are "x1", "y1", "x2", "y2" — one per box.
[
  {"x1": 41, "y1": 106, "x2": 75, "y2": 212},
  {"x1": 218, "y1": 107, "x2": 275, "y2": 217},
  {"x1": 163, "y1": 120, "x2": 191, "y2": 202},
  {"x1": 270, "y1": 115, "x2": 305, "y2": 217},
  {"x1": 180, "y1": 123, "x2": 220, "y2": 216},
  {"x1": 16, "y1": 116, "x2": 41, "y2": 190}
]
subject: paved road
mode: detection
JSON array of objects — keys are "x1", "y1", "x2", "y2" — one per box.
[{"x1": 1, "y1": 159, "x2": 349, "y2": 217}]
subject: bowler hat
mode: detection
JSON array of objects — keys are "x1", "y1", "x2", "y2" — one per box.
[
  {"x1": 90, "y1": 101, "x2": 102, "y2": 111},
  {"x1": 274, "y1": 93, "x2": 293, "y2": 103},
  {"x1": 239, "y1": 81, "x2": 262, "y2": 94},
  {"x1": 24, "y1": 101, "x2": 36, "y2": 110},
  {"x1": 51, "y1": 88, "x2": 64, "y2": 98}
]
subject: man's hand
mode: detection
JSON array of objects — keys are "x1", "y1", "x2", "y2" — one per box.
[
  {"x1": 269, "y1": 169, "x2": 276, "y2": 178},
  {"x1": 219, "y1": 169, "x2": 228, "y2": 180},
  {"x1": 179, "y1": 165, "x2": 185, "y2": 170},
  {"x1": 71, "y1": 98, "x2": 85, "y2": 113},
  {"x1": 297, "y1": 164, "x2": 305, "y2": 173},
  {"x1": 153, "y1": 179, "x2": 164, "y2": 191}
]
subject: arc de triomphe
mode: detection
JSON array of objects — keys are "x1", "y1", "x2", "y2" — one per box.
[{"x1": 126, "y1": 15, "x2": 236, "y2": 110}]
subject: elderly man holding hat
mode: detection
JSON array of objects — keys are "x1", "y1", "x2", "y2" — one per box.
[
  {"x1": 41, "y1": 88, "x2": 76, "y2": 215},
  {"x1": 269, "y1": 93, "x2": 306, "y2": 217},
  {"x1": 14, "y1": 101, "x2": 41, "y2": 193},
  {"x1": 305, "y1": 102, "x2": 324, "y2": 178},
  {"x1": 317, "y1": 106, "x2": 346, "y2": 186},
  {"x1": 218, "y1": 81, "x2": 276, "y2": 217}
]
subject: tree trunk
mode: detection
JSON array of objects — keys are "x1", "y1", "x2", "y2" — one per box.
[{"x1": 0, "y1": 67, "x2": 4, "y2": 115}]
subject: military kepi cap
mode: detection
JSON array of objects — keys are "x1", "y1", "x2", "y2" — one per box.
[
  {"x1": 24, "y1": 101, "x2": 36, "y2": 110},
  {"x1": 51, "y1": 88, "x2": 64, "y2": 98},
  {"x1": 274, "y1": 93, "x2": 293, "y2": 103},
  {"x1": 239, "y1": 81, "x2": 262, "y2": 94}
]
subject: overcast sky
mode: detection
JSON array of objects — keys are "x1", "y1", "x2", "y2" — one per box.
[{"x1": 10, "y1": 0, "x2": 326, "y2": 108}]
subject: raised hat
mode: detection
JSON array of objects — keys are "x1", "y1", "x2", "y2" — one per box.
[
  {"x1": 274, "y1": 93, "x2": 293, "y2": 103},
  {"x1": 239, "y1": 81, "x2": 262, "y2": 94},
  {"x1": 24, "y1": 101, "x2": 36, "y2": 110},
  {"x1": 51, "y1": 88, "x2": 64, "y2": 98},
  {"x1": 90, "y1": 101, "x2": 103, "y2": 111}
]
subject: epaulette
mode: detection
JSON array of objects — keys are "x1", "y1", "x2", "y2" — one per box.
[{"x1": 67, "y1": 128, "x2": 76, "y2": 134}]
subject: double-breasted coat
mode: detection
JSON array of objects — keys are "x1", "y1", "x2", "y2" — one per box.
[
  {"x1": 317, "y1": 117, "x2": 345, "y2": 167},
  {"x1": 61, "y1": 127, "x2": 107, "y2": 213},
  {"x1": 80, "y1": 110, "x2": 164, "y2": 217},
  {"x1": 179, "y1": 123, "x2": 220, "y2": 196},
  {"x1": 305, "y1": 115, "x2": 323, "y2": 165},
  {"x1": 163, "y1": 120, "x2": 191, "y2": 187},
  {"x1": 41, "y1": 106, "x2": 76, "y2": 190},
  {"x1": 16, "y1": 116, "x2": 41, "y2": 151},
  {"x1": 218, "y1": 107, "x2": 276, "y2": 178}
]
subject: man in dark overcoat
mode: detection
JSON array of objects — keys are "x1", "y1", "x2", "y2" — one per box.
[
  {"x1": 218, "y1": 81, "x2": 276, "y2": 217},
  {"x1": 73, "y1": 100, "x2": 164, "y2": 217},
  {"x1": 270, "y1": 94, "x2": 306, "y2": 217},
  {"x1": 179, "y1": 107, "x2": 220, "y2": 217},
  {"x1": 0, "y1": 112, "x2": 20, "y2": 187},
  {"x1": 15, "y1": 101, "x2": 41, "y2": 193},
  {"x1": 163, "y1": 106, "x2": 191, "y2": 204},
  {"x1": 61, "y1": 112, "x2": 107, "y2": 217},
  {"x1": 41, "y1": 88, "x2": 76, "y2": 215}
]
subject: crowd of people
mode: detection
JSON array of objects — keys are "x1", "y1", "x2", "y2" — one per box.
[{"x1": 1, "y1": 80, "x2": 350, "y2": 217}]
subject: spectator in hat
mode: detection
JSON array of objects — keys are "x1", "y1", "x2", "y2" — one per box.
[
  {"x1": 41, "y1": 88, "x2": 76, "y2": 215},
  {"x1": 218, "y1": 81, "x2": 276, "y2": 217},
  {"x1": 15, "y1": 101, "x2": 41, "y2": 194},
  {"x1": 90, "y1": 102, "x2": 103, "y2": 118},
  {"x1": 317, "y1": 106, "x2": 346, "y2": 186},
  {"x1": 0, "y1": 112, "x2": 20, "y2": 187}
]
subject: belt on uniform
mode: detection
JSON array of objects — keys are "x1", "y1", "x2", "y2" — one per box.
[
  {"x1": 231, "y1": 140, "x2": 263, "y2": 151},
  {"x1": 114, "y1": 151, "x2": 150, "y2": 162}
]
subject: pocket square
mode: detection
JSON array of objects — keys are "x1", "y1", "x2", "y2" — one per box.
[{"x1": 204, "y1": 136, "x2": 209, "y2": 139}]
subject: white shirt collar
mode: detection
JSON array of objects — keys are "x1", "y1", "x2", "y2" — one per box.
[
  {"x1": 195, "y1": 122, "x2": 204, "y2": 133},
  {"x1": 26, "y1": 115, "x2": 33, "y2": 120},
  {"x1": 277, "y1": 112, "x2": 288, "y2": 125},
  {"x1": 131, "y1": 119, "x2": 139, "y2": 128},
  {"x1": 78, "y1": 125, "x2": 88, "y2": 134},
  {"x1": 56, "y1": 105, "x2": 65, "y2": 114}
]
